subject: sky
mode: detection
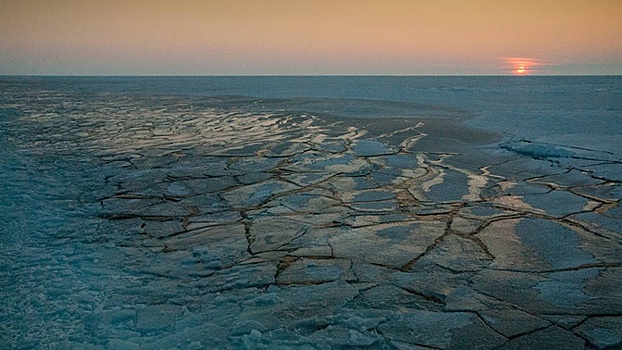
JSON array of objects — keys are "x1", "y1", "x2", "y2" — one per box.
[{"x1": 1, "y1": 0, "x2": 621, "y2": 75}]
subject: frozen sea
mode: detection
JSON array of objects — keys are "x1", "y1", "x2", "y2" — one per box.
[{"x1": 1, "y1": 76, "x2": 621, "y2": 349}]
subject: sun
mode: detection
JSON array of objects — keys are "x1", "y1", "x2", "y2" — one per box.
[{"x1": 504, "y1": 57, "x2": 542, "y2": 75}]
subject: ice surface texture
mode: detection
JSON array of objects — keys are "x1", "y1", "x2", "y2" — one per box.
[{"x1": 1, "y1": 77, "x2": 621, "y2": 349}]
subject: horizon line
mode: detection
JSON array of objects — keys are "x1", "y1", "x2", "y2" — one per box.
[{"x1": 2, "y1": 73, "x2": 621, "y2": 78}]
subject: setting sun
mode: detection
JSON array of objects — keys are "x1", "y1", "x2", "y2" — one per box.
[{"x1": 505, "y1": 57, "x2": 543, "y2": 75}]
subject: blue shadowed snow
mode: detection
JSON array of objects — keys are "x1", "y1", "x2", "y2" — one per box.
[{"x1": 501, "y1": 141, "x2": 576, "y2": 159}]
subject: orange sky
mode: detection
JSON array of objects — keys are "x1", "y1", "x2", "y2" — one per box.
[{"x1": 1, "y1": 0, "x2": 621, "y2": 75}]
